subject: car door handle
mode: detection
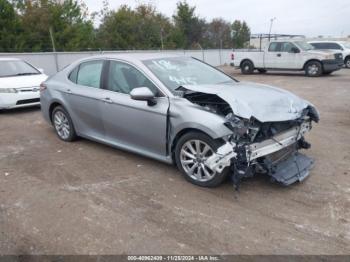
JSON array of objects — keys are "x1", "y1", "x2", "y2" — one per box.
[
  {"x1": 102, "y1": 97, "x2": 113, "y2": 103},
  {"x1": 65, "y1": 89, "x2": 72, "y2": 94},
  {"x1": 277, "y1": 53, "x2": 281, "y2": 57}
]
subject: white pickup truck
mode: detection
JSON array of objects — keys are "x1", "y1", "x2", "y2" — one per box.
[{"x1": 230, "y1": 40, "x2": 344, "y2": 76}]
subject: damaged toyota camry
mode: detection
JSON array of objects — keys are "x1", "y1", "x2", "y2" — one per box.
[{"x1": 40, "y1": 54, "x2": 319, "y2": 188}]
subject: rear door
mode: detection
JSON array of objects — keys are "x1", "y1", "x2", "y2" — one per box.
[
  {"x1": 63, "y1": 60, "x2": 106, "y2": 140},
  {"x1": 100, "y1": 60, "x2": 169, "y2": 157}
]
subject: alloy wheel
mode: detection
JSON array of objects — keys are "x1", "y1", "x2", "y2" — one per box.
[
  {"x1": 180, "y1": 139, "x2": 216, "y2": 182},
  {"x1": 53, "y1": 111, "x2": 71, "y2": 140}
]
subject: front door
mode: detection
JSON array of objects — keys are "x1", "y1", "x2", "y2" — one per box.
[{"x1": 100, "y1": 60, "x2": 169, "y2": 157}]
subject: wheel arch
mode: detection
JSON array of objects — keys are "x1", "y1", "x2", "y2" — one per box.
[
  {"x1": 49, "y1": 100, "x2": 66, "y2": 123},
  {"x1": 170, "y1": 128, "x2": 224, "y2": 163},
  {"x1": 240, "y1": 58, "x2": 255, "y2": 68},
  {"x1": 303, "y1": 59, "x2": 323, "y2": 70}
]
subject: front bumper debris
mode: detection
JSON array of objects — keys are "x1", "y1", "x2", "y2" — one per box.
[
  {"x1": 267, "y1": 152, "x2": 314, "y2": 186},
  {"x1": 206, "y1": 121, "x2": 314, "y2": 188}
]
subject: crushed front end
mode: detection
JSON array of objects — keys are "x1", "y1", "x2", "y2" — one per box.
[
  {"x1": 206, "y1": 107, "x2": 318, "y2": 187},
  {"x1": 180, "y1": 85, "x2": 319, "y2": 188}
]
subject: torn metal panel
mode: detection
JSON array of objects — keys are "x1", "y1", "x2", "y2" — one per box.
[{"x1": 205, "y1": 142, "x2": 237, "y2": 173}]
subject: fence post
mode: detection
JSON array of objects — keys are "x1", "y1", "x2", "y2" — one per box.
[{"x1": 53, "y1": 52, "x2": 59, "y2": 73}]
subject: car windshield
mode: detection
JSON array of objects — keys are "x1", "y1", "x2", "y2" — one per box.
[
  {"x1": 295, "y1": 41, "x2": 315, "y2": 51},
  {"x1": 0, "y1": 60, "x2": 40, "y2": 77},
  {"x1": 342, "y1": 42, "x2": 350, "y2": 49},
  {"x1": 142, "y1": 57, "x2": 236, "y2": 92}
]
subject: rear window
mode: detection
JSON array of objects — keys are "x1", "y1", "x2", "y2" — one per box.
[{"x1": 268, "y1": 42, "x2": 282, "y2": 52}]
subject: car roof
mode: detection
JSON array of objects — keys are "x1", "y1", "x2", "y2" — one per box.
[
  {"x1": 0, "y1": 57, "x2": 21, "y2": 61},
  {"x1": 77, "y1": 52, "x2": 184, "y2": 64},
  {"x1": 308, "y1": 40, "x2": 344, "y2": 44},
  {"x1": 268, "y1": 39, "x2": 305, "y2": 43}
]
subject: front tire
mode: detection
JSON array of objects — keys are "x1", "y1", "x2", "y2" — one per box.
[
  {"x1": 305, "y1": 61, "x2": 322, "y2": 77},
  {"x1": 175, "y1": 132, "x2": 229, "y2": 187},
  {"x1": 52, "y1": 106, "x2": 77, "y2": 142},
  {"x1": 240, "y1": 60, "x2": 254, "y2": 74},
  {"x1": 345, "y1": 57, "x2": 350, "y2": 68}
]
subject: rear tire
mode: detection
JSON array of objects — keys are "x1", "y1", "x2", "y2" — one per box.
[
  {"x1": 345, "y1": 57, "x2": 350, "y2": 68},
  {"x1": 240, "y1": 60, "x2": 254, "y2": 74},
  {"x1": 175, "y1": 132, "x2": 229, "y2": 187},
  {"x1": 52, "y1": 106, "x2": 77, "y2": 142},
  {"x1": 305, "y1": 61, "x2": 323, "y2": 77}
]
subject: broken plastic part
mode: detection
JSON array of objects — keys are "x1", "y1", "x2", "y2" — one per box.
[{"x1": 205, "y1": 142, "x2": 237, "y2": 173}]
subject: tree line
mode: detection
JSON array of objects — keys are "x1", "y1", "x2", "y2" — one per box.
[{"x1": 0, "y1": 0, "x2": 251, "y2": 52}]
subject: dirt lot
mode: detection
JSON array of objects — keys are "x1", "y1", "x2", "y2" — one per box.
[{"x1": 0, "y1": 68, "x2": 349, "y2": 255}]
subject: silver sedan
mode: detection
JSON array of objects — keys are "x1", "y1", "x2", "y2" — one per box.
[{"x1": 40, "y1": 54, "x2": 319, "y2": 187}]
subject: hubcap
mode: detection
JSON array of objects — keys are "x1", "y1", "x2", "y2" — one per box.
[
  {"x1": 346, "y1": 60, "x2": 350, "y2": 68},
  {"x1": 54, "y1": 111, "x2": 70, "y2": 139},
  {"x1": 180, "y1": 140, "x2": 216, "y2": 182},
  {"x1": 244, "y1": 65, "x2": 250, "y2": 71},
  {"x1": 308, "y1": 64, "x2": 319, "y2": 75}
]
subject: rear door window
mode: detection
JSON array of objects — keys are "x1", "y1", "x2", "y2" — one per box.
[{"x1": 76, "y1": 60, "x2": 104, "y2": 88}]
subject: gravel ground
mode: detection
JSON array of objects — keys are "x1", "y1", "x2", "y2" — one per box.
[{"x1": 0, "y1": 68, "x2": 349, "y2": 255}]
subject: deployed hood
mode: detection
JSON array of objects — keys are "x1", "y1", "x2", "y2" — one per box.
[
  {"x1": 182, "y1": 82, "x2": 310, "y2": 122},
  {"x1": 0, "y1": 74, "x2": 47, "y2": 89}
]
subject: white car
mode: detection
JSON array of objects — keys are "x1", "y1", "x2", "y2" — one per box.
[
  {"x1": 0, "y1": 58, "x2": 48, "y2": 109},
  {"x1": 230, "y1": 40, "x2": 344, "y2": 76},
  {"x1": 308, "y1": 41, "x2": 350, "y2": 68}
]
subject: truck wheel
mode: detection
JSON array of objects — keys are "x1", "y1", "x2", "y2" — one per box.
[
  {"x1": 175, "y1": 132, "x2": 229, "y2": 187},
  {"x1": 241, "y1": 60, "x2": 254, "y2": 74},
  {"x1": 345, "y1": 57, "x2": 350, "y2": 68},
  {"x1": 305, "y1": 61, "x2": 322, "y2": 77},
  {"x1": 257, "y1": 69, "x2": 267, "y2": 74}
]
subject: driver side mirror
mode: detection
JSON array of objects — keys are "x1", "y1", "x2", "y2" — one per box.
[
  {"x1": 290, "y1": 47, "x2": 300, "y2": 53},
  {"x1": 130, "y1": 87, "x2": 156, "y2": 106}
]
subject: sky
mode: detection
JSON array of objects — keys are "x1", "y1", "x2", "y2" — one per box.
[{"x1": 84, "y1": 0, "x2": 350, "y2": 37}]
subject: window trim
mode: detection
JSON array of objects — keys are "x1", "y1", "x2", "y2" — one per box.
[{"x1": 67, "y1": 59, "x2": 106, "y2": 89}]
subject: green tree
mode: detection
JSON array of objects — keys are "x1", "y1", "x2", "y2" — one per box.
[
  {"x1": 0, "y1": 0, "x2": 23, "y2": 51},
  {"x1": 204, "y1": 18, "x2": 232, "y2": 49},
  {"x1": 172, "y1": 1, "x2": 205, "y2": 48},
  {"x1": 97, "y1": 4, "x2": 175, "y2": 50},
  {"x1": 12, "y1": 0, "x2": 95, "y2": 51},
  {"x1": 231, "y1": 20, "x2": 251, "y2": 48}
]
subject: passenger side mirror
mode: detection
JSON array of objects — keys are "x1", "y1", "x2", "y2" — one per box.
[
  {"x1": 290, "y1": 47, "x2": 300, "y2": 53},
  {"x1": 130, "y1": 87, "x2": 156, "y2": 106}
]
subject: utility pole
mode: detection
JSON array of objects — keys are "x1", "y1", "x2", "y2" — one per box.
[
  {"x1": 49, "y1": 26, "x2": 59, "y2": 72},
  {"x1": 160, "y1": 28, "x2": 164, "y2": 50},
  {"x1": 49, "y1": 26, "x2": 56, "y2": 52},
  {"x1": 268, "y1": 17, "x2": 276, "y2": 41}
]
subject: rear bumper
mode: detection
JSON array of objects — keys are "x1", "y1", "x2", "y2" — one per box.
[
  {"x1": 322, "y1": 59, "x2": 344, "y2": 72},
  {"x1": 0, "y1": 91, "x2": 40, "y2": 109}
]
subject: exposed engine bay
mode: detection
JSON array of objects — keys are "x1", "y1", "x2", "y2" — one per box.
[{"x1": 180, "y1": 88, "x2": 320, "y2": 188}]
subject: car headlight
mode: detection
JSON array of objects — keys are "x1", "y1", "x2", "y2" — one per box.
[
  {"x1": 0, "y1": 88, "x2": 18, "y2": 93},
  {"x1": 324, "y1": 54, "x2": 335, "y2": 60}
]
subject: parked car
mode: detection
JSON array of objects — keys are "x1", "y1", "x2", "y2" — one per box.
[
  {"x1": 230, "y1": 40, "x2": 344, "y2": 76},
  {"x1": 0, "y1": 58, "x2": 47, "y2": 109},
  {"x1": 41, "y1": 54, "x2": 319, "y2": 187},
  {"x1": 308, "y1": 41, "x2": 350, "y2": 68}
]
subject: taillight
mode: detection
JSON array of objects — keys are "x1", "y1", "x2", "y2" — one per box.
[
  {"x1": 231, "y1": 53, "x2": 235, "y2": 60},
  {"x1": 40, "y1": 82, "x2": 47, "y2": 92}
]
